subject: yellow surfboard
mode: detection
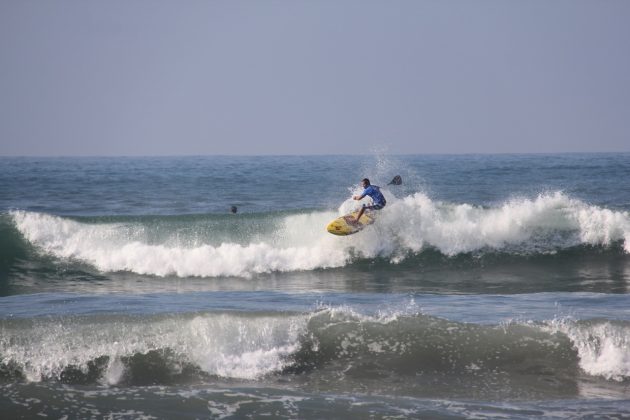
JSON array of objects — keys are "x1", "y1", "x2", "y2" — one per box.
[{"x1": 326, "y1": 211, "x2": 375, "y2": 236}]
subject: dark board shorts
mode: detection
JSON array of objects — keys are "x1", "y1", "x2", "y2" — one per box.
[{"x1": 363, "y1": 203, "x2": 385, "y2": 211}]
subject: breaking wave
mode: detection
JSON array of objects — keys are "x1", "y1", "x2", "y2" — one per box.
[
  {"x1": 2, "y1": 308, "x2": 629, "y2": 386},
  {"x1": 6, "y1": 191, "x2": 630, "y2": 278}
]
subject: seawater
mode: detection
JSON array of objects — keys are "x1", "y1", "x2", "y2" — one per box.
[{"x1": 1, "y1": 154, "x2": 630, "y2": 419}]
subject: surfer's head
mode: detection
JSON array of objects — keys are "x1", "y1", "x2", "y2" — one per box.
[{"x1": 361, "y1": 178, "x2": 370, "y2": 188}]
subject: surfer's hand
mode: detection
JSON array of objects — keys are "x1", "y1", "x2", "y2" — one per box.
[{"x1": 353, "y1": 195, "x2": 359, "y2": 200}]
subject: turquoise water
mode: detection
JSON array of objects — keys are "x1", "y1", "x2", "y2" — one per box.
[{"x1": 1, "y1": 154, "x2": 630, "y2": 418}]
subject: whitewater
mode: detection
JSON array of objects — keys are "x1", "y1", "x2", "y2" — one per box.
[{"x1": 9, "y1": 191, "x2": 630, "y2": 278}]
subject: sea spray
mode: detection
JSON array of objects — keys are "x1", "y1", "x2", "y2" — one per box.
[
  {"x1": 543, "y1": 318, "x2": 630, "y2": 381},
  {"x1": 0, "y1": 312, "x2": 307, "y2": 384}
]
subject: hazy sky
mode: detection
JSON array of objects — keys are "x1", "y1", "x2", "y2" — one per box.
[{"x1": 1, "y1": 0, "x2": 629, "y2": 156}]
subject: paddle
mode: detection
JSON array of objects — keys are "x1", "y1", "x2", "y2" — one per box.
[{"x1": 388, "y1": 175, "x2": 402, "y2": 185}]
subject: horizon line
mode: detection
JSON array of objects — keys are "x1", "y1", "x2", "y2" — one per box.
[{"x1": 2, "y1": 151, "x2": 630, "y2": 158}]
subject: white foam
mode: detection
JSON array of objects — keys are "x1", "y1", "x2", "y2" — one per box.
[
  {"x1": 379, "y1": 191, "x2": 630, "y2": 256},
  {"x1": 11, "y1": 210, "x2": 350, "y2": 277},
  {"x1": 10, "y1": 191, "x2": 630, "y2": 277},
  {"x1": 544, "y1": 319, "x2": 630, "y2": 381},
  {"x1": 0, "y1": 313, "x2": 308, "y2": 383}
]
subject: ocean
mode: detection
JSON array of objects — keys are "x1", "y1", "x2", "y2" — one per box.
[{"x1": 1, "y1": 153, "x2": 630, "y2": 419}]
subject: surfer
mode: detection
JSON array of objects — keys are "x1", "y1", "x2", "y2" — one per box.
[{"x1": 352, "y1": 178, "x2": 386, "y2": 223}]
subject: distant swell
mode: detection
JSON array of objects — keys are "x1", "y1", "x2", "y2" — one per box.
[
  {"x1": 2, "y1": 309, "x2": 629, "y2": 385},
  {"x1": 7, "y1": 191, "x2": 630, "y2": 277}
]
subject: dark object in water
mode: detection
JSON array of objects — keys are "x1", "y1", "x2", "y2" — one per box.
[
  {"x1": 388, "y1": 175, "x2": 402, "y2": 185},
  {"x1": 230, "y1": 206, "x2": 238, "y2": 214}
]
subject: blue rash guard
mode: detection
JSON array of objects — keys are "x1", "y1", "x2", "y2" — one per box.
[{"x1": 359, "y1": 185, "x2": 386, "y2": 209}]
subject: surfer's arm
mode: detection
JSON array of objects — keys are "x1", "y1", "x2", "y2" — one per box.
[{"x1": 353, "y1": 187, "x2": 369, "y2": 201}]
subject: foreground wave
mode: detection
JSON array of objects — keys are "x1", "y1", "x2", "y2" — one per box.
[
  {"x1": 4, "y1": 191, "x2": 630, "y2": 278},
  {"x1": 1, "y1": 307, "x2": 629, "y2": 389}
]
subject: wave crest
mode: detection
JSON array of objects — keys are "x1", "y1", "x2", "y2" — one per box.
[
  {"x1": 9, "y1": 191, "x2": 630, "y2": 277},
  {"x1": 3, "y1": 310, "x2": 630, "y2": 385}
]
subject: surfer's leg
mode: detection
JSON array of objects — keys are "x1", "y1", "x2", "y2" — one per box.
[
  {"x1": 358, "y1": 204, "x2": 382, "y2": 221},
  {"x1": 355, "y1": 205, "x2": 366, "y2": 222}
]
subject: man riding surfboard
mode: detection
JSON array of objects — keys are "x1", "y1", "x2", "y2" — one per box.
[{"x1": 352, "y1": 178, "x2": 386, "y2": 223}]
